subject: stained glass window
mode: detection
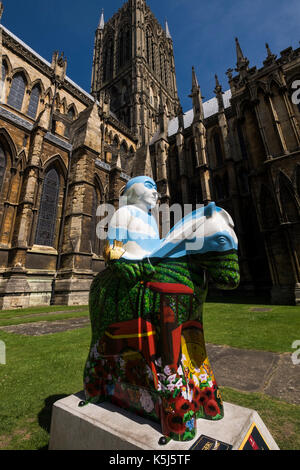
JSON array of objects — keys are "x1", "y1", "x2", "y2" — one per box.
[
  {"x1": 7, "y1": 73, "x2": 26, "y2": 111},
  {"x1": 27, "y1": 85, "x2": 40, "y2": 119},
  {"x1": 35, "y1": 168, "x2": 60, "y2": 247}
]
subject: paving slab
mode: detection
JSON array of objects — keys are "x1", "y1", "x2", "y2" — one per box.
[
  {"x1": 14, "y1": 308, "x2": 88, "y2": 319},
  {"x1": 0, "y1": 317, "x2": 90, "y2": 336},
  {"x1": 263, "y1": 354, "x2": 300, "y2": 405},
  {"x1": 207, "y1": 343, "x2": 280, "y2": 393}
]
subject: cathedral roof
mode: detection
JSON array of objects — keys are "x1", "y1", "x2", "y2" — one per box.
[
  {"x1": 1, "y1": 25, "x2": 93, "y2": 102},
  {"x1": 168, "y1": 89, "x2": 232, "y2": 136}
]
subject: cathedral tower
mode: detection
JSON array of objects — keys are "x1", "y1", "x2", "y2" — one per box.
[{"x1": 91, "y1": 0, "x2": 180, "y2": 146}]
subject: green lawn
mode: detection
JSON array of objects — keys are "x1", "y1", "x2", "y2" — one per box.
[
  {"x1": 0, "y1": 326, "x2": 91, "y2": 450},
  {"x1": 0, "y1": 305, "x2": 88, "y2": 328},
  {"x1": 0, "y1": 301, "x2": 299, "y2": 450},
  {"x1": 204, "y1": 301, "x2": 300, "y2": 353}
]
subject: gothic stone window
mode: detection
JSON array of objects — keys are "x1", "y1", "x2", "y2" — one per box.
[
  {"x1": 190, "y1": 140, "x2": 198, "y2": 168},
  {"x1": 64, "y1": 107, "x2": 76, "y2": 137},
  {"x1": 103, "y1": 39, "x2": 114, "y2": 82},
  {"x1": 260, "y1": 185, "x2": 278, "y2": 230},
  {"x1": 67, "y1": 107, "x2": 75, "y2": 120},
  {"x1": 118, "y1": 26, "x2": 131, "y2": 70},
  {"x1": 91, "y1": 185, "x2": 104, "y2": 256},
  {"x1": 0, "y1": 143, "x2": 6, "y2": 192},
  {"x1": 146, "y1": 29, "x2": 155, "y2": 71},
  {"x1": 1, "y1": 61, "x2": 7, "y2": 83},
  {"x1": 279, "y1": 173, "x2": 300, "y2": 223},
  {"x1": 27, "y1": 85, "x2": 40, "y2": 119},
  {"x1": 35, "y1": 168, "x2": 60, "y2": 247},
  {"x1": 159, "y1": 47, "x2": 165, "y2": 83},
  {"x1": 237, "y1": 121, "x2": 248, "y2": 160},
  {"x1": 213, "y1": 133, "x2": 224, "y2": 167},
  {"x1": 7, "y1": 73, "x2": 26, "y2": 111}
]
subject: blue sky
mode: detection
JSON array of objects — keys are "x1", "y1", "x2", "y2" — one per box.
[{"x1": 2, "y1": 0, "x2": 300, "y2": 112}]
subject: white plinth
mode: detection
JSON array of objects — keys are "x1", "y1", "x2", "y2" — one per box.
[{"x1": 49, "y1": 392, "x2": 279, "y2": 450}]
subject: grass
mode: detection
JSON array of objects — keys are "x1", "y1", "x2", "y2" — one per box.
[
  {"x1": 0, "y1": 300, "x2": 299, "y2": 449},
  {"x1": 220, "y1": 388, "x2": 300, "y2": 451},
  {"x1": 0, "y1": 305, "x2": 88, "y2": 328},
  {"x1": 0, "y1": 326, "x2": 91, "y2": 450},
  {"x1": 204, "y1": 301, "x2": 300, "y2": 353}
]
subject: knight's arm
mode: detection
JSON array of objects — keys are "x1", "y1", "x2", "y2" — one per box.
[{"x1": 103, "y1": 207, "x2": 155, "y2": 284}]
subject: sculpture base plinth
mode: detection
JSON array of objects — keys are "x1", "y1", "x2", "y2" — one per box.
[{"x1": 48, "y1": 392, "x2": 279, "y2": 450}]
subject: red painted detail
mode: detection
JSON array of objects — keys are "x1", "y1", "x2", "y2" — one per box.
[
  {"x1": 249, "y1": 436, "x2": 259, "y2": 450},
  {"x1": 104, "y1": 318, "x2": 157, "y2": 365},
  {"x1": 146, "y1": 282, "x2": 194, "y2": 295},
  {"x1": 162, "y1": 304, "x2": 176, "y2": 323}
]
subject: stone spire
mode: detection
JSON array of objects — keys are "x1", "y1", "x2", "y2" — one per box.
[
  {"x1": 177, "y1": 104, "x2": 184, "y2": 131},
  {"x1": 190, "y1": 66, "x2": 204, "y2": 121},
  {"x1": 214, "y1": 74, "x2": 224, "y2": 112},
  {"x1": 165, "y1": 20, "x2": 172, "y2": 40},
  {"x1": 263, "y1": 42, "x2": 277, "y2": 66},
  {"x1": 98, "y1": 9, "x2": 105, "y2": 30},
  {"x1": 235, "y1": 37, "x2": 249, "y2": 72},
  {"x1": 0, "y1": 2, "x2": 4, "y2": 21}
]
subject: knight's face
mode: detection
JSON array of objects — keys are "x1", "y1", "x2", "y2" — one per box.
[{"x1": 134, "y1": 179, "x2": 159, "y2": 209}]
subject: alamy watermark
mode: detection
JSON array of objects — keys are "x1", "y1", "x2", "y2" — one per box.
[
  {"x1": 291, "y1": 80, "x2": 300, "y2": 105},
  {"x1": 0, "y1": 340, "x2": 6, "y2": 365},
  {"x1": 95, "y1": 202, "x2": 206, "y2": 252},
  {"x1": 291, "y1": 340, "x2": 300, "y2": 366}
]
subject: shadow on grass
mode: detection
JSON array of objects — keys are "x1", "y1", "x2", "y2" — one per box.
[
  {"x1": 37, "y1": 394, "x2": 69, "y2": 451},
  {"x1": 206, "y1": 291, "x2": 271, "y2": 305}
]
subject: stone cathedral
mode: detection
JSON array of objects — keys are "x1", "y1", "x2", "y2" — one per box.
[{"x1": 0, "y1": 0, "x2": 299, "y2": 309}]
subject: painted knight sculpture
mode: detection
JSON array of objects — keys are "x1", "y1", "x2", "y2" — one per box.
[{"x1": 82, "y1": 176, "x2": 240, "y2": 443}]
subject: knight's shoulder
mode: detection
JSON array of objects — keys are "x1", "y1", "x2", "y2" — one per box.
[{"x1": 110, "y1": 206, "x2": 132, "y2": 223}]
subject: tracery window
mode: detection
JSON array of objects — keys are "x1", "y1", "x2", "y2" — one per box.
[
  {"x1": 27, "y1": 85, "x2": 40, "y2": 119},
  {"x1": 146, "y1": 29, "x2": 155, "y2": 71},
  {"x1": 159, "y1": 47, "x2": 164, "y2": 83},
  {"x1": 91, "y1": 185, "x2": 104, "y2": 256},
  {"x1": 1, "y1": 62, "x2": 7, "y2": 82},
  {"x1": 1, "y1": 62, "x2": 7, "y2": 102},
  {"x1": 7, "y1": 73, "x2": 26, "y2": 111},
  {"x1": 67, "y1": 107, "x2": 75, "y2": 120},
  {"x1": 35, "y1": 168, "x2": 60, "y2": 247},
  {"x1": 279, "y1": 173, "x2": 299, "y2": 223},
  {"x1": 237, "y1": 121, "x2": 248, "y2": 160},
  {"x1": 0, "y1": 143, "x2": 6, "y2": 192},
  {"x1": 103, "y1": 40, "x2": 114, "y2": 82},
  {"x1": 118, "y1": 26, "x2": 131, "y2": 70},
  {"x1": 190, "y1": 140, "x2": 198, "y2": 168},
  {"x1": 213, "y1": 133, "x2": 224, "y2": 167}
]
